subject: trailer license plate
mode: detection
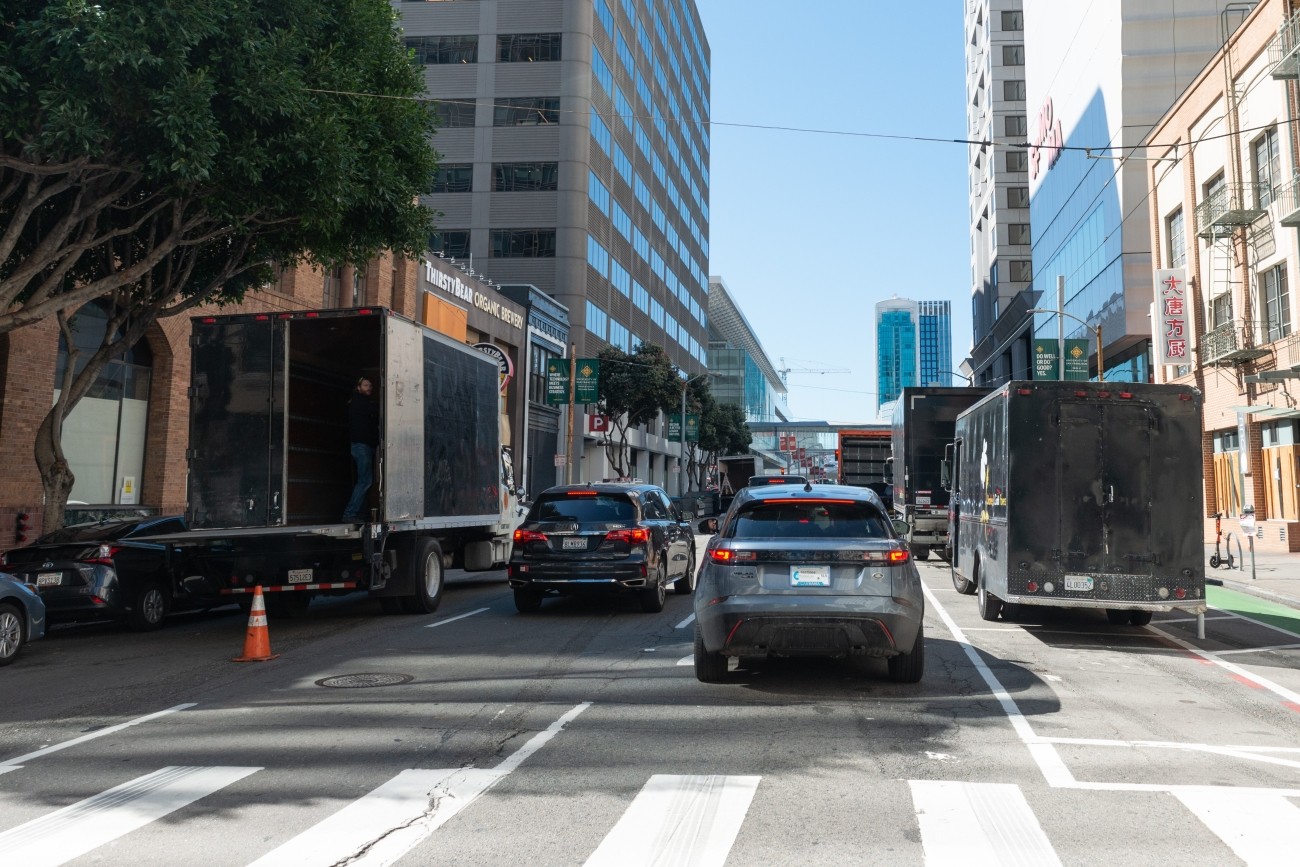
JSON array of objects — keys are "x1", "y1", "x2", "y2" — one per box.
[
  {"x1": 1064, "y1": 574, "x2": 1094, "y2": 592},
  {"x1": 915, "y1": 495, "x2": 931, "y2": 505},
  {"x1": 287, "y1": 569, "x2": 312, "y2": 584},
  {"x1": 562, "y1": 537, "x2": 586, "y2": 550},
  {"x1": 36, "y1": 572, "x2": 61, "y2": 586},
  {"x1": 791, "y1": 565, "x2": 830, "y2": 587}
]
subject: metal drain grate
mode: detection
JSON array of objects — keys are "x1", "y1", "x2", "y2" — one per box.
[{"x1": 315, "y1": 673, "x2": 415, "y2": 689}]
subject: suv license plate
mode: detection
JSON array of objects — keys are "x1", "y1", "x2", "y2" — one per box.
[
  {"x1": 287, "y1": 568, "x2": 312, "y2": 584},
  {"x1": 562, "y1": 537, "x2": 586, "y2": 550},
  {"x1": 791, "y1": 565, "x2": 831, "y2": 587},
  {"x1": 36, "y1": 572, "x2": 61, "y2": 586},
  {"x1": 1064, "y1": 574, "x2": 1094, "y2": 592}
]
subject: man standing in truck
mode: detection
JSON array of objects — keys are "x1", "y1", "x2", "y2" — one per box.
[{"x1": 343, "y1": 376, "x2": 380, "y2": 522}]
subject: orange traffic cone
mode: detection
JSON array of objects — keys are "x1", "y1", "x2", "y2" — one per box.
[{"x1": 233, "y1": 586, "x2": 280, "y2": 662}]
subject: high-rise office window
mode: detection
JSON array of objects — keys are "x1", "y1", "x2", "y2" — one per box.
[
  {"x1": 1005, "y1": 115, "x2": 1027, "y2": 137},
  {"x1": 494, "y1": 162, "x2": 559, "y2": 192},
  {"x1": 431, "y1": 164, "x2": 472, "y2": 193},
  {"x1": 433, "y1": 99, "x2": 476, "y2": 128},
  {"x1": 406, "y1": 35, "x2": 478, "y2": 65},
  {"x1": 1006, "y1": 151, "x2": 1028, "y2": 172},
  {"x1": 494, "y1": 97, "x2": 559, "y2": 126},
  {"x1": 1007, "y1": 186, "x2": 1029, "y2": 208},
  {"x1": 1002, "y1": 45, "x2": 1025, "y2": 66},
  {"x1": 1003, "y1": 80, "x2": 1026, "y2": 101},
  {"x1": 429, "y1": 231, "x2": 471, "y2": 259},
  {"x1": 1008, "y1": 223, "x2": 1031, "y2": 245},
  {"x1": 497, "y1": 33, "x2": 562, "y2": 63},
  {"x1": 491, "y1": 229, "x2": 557, "y2": 258},
  {"x1": 1002, "y1": 11, "x2": 1024, "y2": 31},
  {"x1": 1009, "y1": 260, "x2": 1032, "y2": 282}
]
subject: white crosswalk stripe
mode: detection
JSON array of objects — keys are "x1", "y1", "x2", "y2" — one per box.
[
  {"x1": 0, "y1": 765, "x2": 259, "y2": 867},
  {"x1": 1173, "y1": 788, "x2": 1300, "y2": 867},
  {"x1": 583, "y1": 774, "x2": 761, "y2": 867},
  {"x1": 909, "y1": 780, "x2": 1063, "y2": 867}
]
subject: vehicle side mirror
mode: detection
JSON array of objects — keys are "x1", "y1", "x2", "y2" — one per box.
[
  {"x1": 891, "y1": 518, "x2": 910, "y2": 538},
  {"x1": 697, "y1": 517, "x2": 718, "y2": 535}
]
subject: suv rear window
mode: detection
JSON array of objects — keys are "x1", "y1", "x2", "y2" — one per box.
[
  {"x1": 529, "y1": 494, "x2": 636, "y2": 523},
  {"x1": 728, "y1": 500, "x2": 890, "y2": 540}
]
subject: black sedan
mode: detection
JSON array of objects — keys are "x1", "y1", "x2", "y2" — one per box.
[
  {"x1": 507, "y1": 483, "x2": 695, "y2": 613},
  {"x1": 2, "y1": 515, "x2": 192, "y2": 631}
]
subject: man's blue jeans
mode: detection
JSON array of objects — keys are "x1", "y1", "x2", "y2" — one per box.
[{"x1": 344, "y1": 442, "x2": 374, "y2": 520}]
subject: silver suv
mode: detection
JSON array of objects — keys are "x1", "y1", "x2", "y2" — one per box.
[{"x1": 692, "y1": 483, "x2": 924, "y2": 683}]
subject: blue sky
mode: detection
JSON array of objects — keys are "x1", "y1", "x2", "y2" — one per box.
[{"x1": 695, "y1": 1, "x2": 970, "y2": 424}]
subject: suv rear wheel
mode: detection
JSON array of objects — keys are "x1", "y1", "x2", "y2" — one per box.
[
  {"x1": 514, "y1": 588, "x2": 543, "y2": 613},
  {"x1": 693, "y1": 628, "x2": 728, "y2": 683},
  {"x1": 639, "y1": 564, "x2": 667, "y2": 613},
  {"x1": 887, "y1": 624, "x2": 925, "y2": 683}
]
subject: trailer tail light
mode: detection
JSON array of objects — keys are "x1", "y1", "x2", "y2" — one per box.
[
  {"x1": 1097, "y1": 391, "x2": 1111, "y2": 399},
  {"x1": 1174, "y1": 587, "x2": 1187, "y2": 600},
  {"x1": 358, "y1": 308, "x2": 376, "y2": 315},
  {"x1": 1017, "y1": 388, "x2": 1032, "y2": 395},
  {"x1": 1026, "y1": 581, "x2": 1039, "y2": 593},
  {"x1": 1180, "y1": 393, "x2": 1193, "y2": 401},
  {"x1": 1075, "y1": 391, "x2": 1088, "y2": 398},
  {"x1": 513, "y1": 529, "x2": 547, "y2": 544},
  {"x1": 1118, "y1": 392, "x2": 1133, "y2": 399},
  {"x1": 254, "y1": 314, "x2": 270, "y2": 321},
  {"x1": 305, "y1": 311, "x2": 320, "y2": 318},
  {"x1": 200, "y1": 317, "x2": 217, "y2": 324},
  {"x1": 605, "y1": 527, "x2": 649, "y2": 544},
  {"x1": 279, "y1": 312, "x2": 294, "y2": 319}
]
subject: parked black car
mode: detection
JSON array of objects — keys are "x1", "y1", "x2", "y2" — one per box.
[
  {"x1": 2, "y1": 515, "x2": 192, "y2": 631},
  {"x1": 507, "y1": 483, "x2": 696, "y2": 613}
]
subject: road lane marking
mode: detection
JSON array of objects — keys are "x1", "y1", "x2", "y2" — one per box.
[
  {"x1": 675, "y1": 613, "x2": 696, "y2": 629},
  {"x1": 677, "y1": 654, "x2": 693, "y2": 666},
  {"x1": 583, "y1": 775, "x2": 760, "y2": 867},
  {"x1": 1213, "y1": 643, "x2": 1300, "y2": 655},
  {"x1": 909, "y1": 780, "x2": 1062, "y2": 867},
  {"x1": 1173, "y1": 788, "x2": 1300, "y2": 866},
  {"x1": 1148, "y1": 624, "x2": 1300, "y2": 708},
  {"x1": 0, "y1": 765, "x2": 258, "y2": 866},
  {"x1": 250, "y1": 702, "x2": 591, "y2": 866},
  {"x1": 425, "y1": 607, "x2": 489, "y2": 628},
  {"x1": 0, "y1": 703, "x2": 196, "y2": 771}
]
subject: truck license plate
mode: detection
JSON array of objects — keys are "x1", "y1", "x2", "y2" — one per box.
[
  {"x1": 562, "y1": 537, "x2": 586, "y2": 550},
  {"x1": 915, "y1": 495, "x2": 931, "y2": 506},
  {"x1": 287, "y1": 568, "x2": 312, "y2": 584},
  {"x1": 1064, "y1": 574, "x2": 1094, "y2": 592},
  {"x1": 791, "y1": 565, "x2": 831, "y2": 587},
  {"x1": 36, "y1": 572, "x2": 61, "y2": 586}
]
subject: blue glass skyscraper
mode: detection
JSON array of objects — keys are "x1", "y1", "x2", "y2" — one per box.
[{"x1": 918, "y1": 301, "x2": 952, "y2": 387}]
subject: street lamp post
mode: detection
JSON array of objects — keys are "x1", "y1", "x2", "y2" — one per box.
[{"x1": 1027, "y1": 308, "x2": 1105, "y2": 382}]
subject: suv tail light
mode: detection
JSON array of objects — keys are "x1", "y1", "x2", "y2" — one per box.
[
  {"x1": 605, "y1": 527, "x2": 650, "y2": 544},
  {"x1": 709, "y1": 548, "x2": 735, "y2": 564},
  {"x1": 85, "y1": 544, "x2": 122, "y2": 566},
  {"x1": 863, "y1": 549, "x2": 910, "y2": 564},
  {"x1": 513, "y1": 529, "x2": 548, "y2": 544}
]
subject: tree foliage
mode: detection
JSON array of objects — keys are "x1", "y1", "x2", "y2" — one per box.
[
  {"x1": 595, "y1": 342, "x2": 680, "y2": 478},
  {"x1": 687, "y1": 377, "x2": 751, "y2": 490},
  {"x1": 1, "y1": 0, "x2": 439, "y2": 528}
]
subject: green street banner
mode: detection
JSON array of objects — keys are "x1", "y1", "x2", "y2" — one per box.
[
  {"x1": 685, "y1": 413, "x2": 700, "y2": 443},
  {"x1": 545, "y1": 358, "x2": 570, "y2": 405},
  {"x1": 667, "y1": 413, "x2": 682, "y2": 440},
  {"x1": 1063, "y1": 338, "x2": 1090, "y2": 381},
  {"x1": 1032, "y1": 340, "x2": 1059, "y2": 380},
  {"x1": 575, "y1": 358, "x2": 600, "y2": 404}
]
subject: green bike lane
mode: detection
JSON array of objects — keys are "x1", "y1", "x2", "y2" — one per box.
[{"x1": 1207, "y1": 584, "x2": 1300, "y2": 639}]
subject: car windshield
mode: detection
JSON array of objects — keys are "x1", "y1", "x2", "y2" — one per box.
[
  {"x1": 36, "y1": 520, "x2": 144, "y2": 544},
  {"x1": 530, "y1": 494, "x2": 636, "y2": 524},
  {"x1": 728, "y1": 500, "x2": 890, "y2": 540}
]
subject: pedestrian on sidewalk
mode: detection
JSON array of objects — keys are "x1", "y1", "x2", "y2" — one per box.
[{"x1": 343, "y1": 376, "x2": 380, "y2": 522}]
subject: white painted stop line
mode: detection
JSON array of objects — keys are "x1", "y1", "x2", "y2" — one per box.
[
  {"x1": 0, "y1": 765, "x2": 259, "y2": 867},
  {"x1": 584, "y1": 774, "x2": 760, "y2": 867},
  {"x1": 909, "y1": 780, "x2": 1062, "y2": 867},
  {"x1": 1174, "y1": 788, "x2": 1300, "y2": 866}
]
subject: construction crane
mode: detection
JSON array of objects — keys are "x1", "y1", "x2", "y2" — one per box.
[{"x1": 778, "y1": 357, "x2": 851, "y2": 386}]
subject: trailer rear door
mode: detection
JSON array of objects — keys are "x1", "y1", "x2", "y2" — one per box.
[
  {"x1": 1056, "y1": 401, "x2": 1153, "y2": 577},
  {"x1": 188, "y1": 319, "x2": 286, "y2": 529}
]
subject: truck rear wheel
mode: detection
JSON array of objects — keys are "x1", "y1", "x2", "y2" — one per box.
[
  {"x1": 911, "y1": 545, "x2": 930, "y2": 561},
  {"x1": 975, "y1": 563, "x2": 1003, "y2": 622},
  {"x1": 399, "y1": 538, "x2": 444, "y2": 614},
  {"x1": 950, "y1": 566, "x2": 976, "y2": 595}
]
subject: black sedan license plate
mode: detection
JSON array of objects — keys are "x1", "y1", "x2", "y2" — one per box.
[{"x1": 36, "y1": 572, "x2": 62, "y2": 586}]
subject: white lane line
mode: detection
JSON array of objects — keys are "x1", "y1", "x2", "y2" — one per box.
[
  {"x1": 250, "y1": 702, "x2": 590, "y2": 867},
  {"x1": 583, "y1": 775, "x2": 761, "y2": 867},
  {"x1": 1148, "y1": 623, "x2": 1300, "y2": 707},
  {"x1": 909, "y1": 780, "x2": 1062, "y2": 867},
  {"x1": 1213, "y1": 643, "x2": 1300, "y2": 656},
  {"x1": 0, "y1": 765, "x2": 258, "y2": 867},
  {"x1": 0, "y1": 703, "x2": 196, "y2": 771},
  {"x1": 1210, "y1": 607, "x2": 1300, "y2": 639},
  {"x1": 676, "y1": 654, "x2": 693, "y2": 667},
  {"x1": 1174, "y1": 788, "x2": 1300, "y2": 866},
  {"x1": 675, "y1": 613, "x2": 696, "y2": 629},
  {"x1": 425, "y1": 607, "x2": 489, "y2": 628}
]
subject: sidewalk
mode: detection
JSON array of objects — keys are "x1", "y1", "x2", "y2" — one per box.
[{"x1": 1205, "y1": 542, "x2": 1300, "y2": 610}]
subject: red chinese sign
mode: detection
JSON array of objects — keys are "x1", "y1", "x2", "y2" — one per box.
[{"x1": 1153, "y1": 268, "x2": 1188, "y2": 366}]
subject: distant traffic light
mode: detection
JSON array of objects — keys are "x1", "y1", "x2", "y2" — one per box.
[{"x1": 14, "y1": 511, "x2": 29, "y2": 543}]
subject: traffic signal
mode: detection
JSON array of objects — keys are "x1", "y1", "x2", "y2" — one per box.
[{"x1": 14, "y1": 511, "x2": 29, "y2": 543}]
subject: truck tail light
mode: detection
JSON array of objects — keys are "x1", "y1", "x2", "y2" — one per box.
[
  {"x1": 606, "y1": 527, "x2": 650, "y2": 544},
  {"x1": 513, "y1": 529, "x2": 547, "y2": 544}
]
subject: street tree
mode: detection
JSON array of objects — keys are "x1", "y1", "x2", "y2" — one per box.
[
  {"x1": 594, "y1": 342, "x2": 680, "y2": 479},
  {"x1": 693, "y1": 389, "x2": 751, "y2": 490},
  {"x1": 3, "y1": 0, "x2": 438, "y2": 529}
]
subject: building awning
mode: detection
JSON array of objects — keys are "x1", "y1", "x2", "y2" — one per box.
[{"x1": 1229, "y1": 405, "x2": 1273, "y2": 413}]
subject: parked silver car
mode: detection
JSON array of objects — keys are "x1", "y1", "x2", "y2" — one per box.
[
  {"x1": 692, "y1": 483, "x2": 925, "y2": 683},
  {"x1": 0, "y1": 571, "x2": 47, "y2": 666}
]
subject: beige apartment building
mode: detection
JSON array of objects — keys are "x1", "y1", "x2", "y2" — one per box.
[{"x1": 1146, "y1": 0, "x2": 1300, "y2": 551}]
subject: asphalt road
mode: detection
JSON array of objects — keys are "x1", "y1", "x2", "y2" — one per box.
[{"x1": 3, "y1": 542, "x2": 1300, "y2": 866}]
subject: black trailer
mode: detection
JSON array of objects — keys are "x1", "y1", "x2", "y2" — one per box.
[
  {"x1": 837, "y1": 428, "x2": 892, "y2": 508},
  {"x1": 169, "y1": 307, "x2": 518, "y2": 616},
  {"x1": 890, "y1": 387, "x2": 990, "y2": 560},
  {"x1": 946, "y1": 381, "x2": 1205, "y2": 625}
]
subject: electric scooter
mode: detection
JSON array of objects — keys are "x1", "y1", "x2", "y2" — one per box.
[{"x1": 1209, "y1": 511, "x2": 1233, "y2": 569}]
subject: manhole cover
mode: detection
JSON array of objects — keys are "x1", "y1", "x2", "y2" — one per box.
[{"x1": 316, "y1": 673, "x2": 414, "y2": 689}]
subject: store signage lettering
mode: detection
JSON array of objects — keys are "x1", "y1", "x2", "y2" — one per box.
[
  {"x1": 1153, "y1": 268, "x2": 1188, "y2": 367},
  {"x1": 1030, "y1": 98, "x2": 1064, "y2": 180},
  {"x1": 422, "y1": 259, "x2": 524, "y2": 331}
]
